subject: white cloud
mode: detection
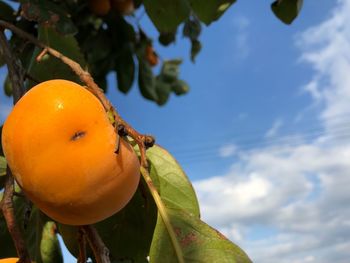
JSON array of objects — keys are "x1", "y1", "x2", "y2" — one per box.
[
  {"x1": 218, "y1": 144, "x2": 237, "y2": 157},
  {"x1": 265, "y1": 119, "x2": 283, "y2": 138},
  {"x1": 193, "y1": 0, "x2": 350, "y2": 262},
  {"x1": 231, "y1": 16, "x2": 250, "y2": 59}
]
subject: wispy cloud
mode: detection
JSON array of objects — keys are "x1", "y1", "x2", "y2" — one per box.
[
  {"x1": 265, "y1": 119, "x2": 283, "y2": 138},
  {"x1": 194, "y1": 0, "x2": 350, "y2": 262},
  {"x1": 231, "y1": 16, "x2": 250, "y2": 59},
  {"x1": 218, "y1": 144, "x2": 237, "y2": 157}
]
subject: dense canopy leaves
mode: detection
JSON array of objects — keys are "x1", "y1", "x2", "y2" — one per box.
[{"x1": 0, "y1": 0, "x2": 303, "y2": 104}]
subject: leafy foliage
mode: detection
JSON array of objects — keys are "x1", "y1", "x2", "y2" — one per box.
[
  {"x1": 57, "y1": 145, "x2": 250, "y2": 262},
  {"x1": 188, "y1": 0, "x2": 236, "y2": 25},
  {"x1": 20, "y1": 0, "x2": 77, "y2": 35},
  {"x1": 271, "y1": 0, "x2": 303, "y2": 24},
  {"x1": 0, "y1": 0, "x2": 304, "y2": 104},
  {"x1": 150, "y1": 208, "x2": 251, "y2": 263},
  {"x1": 146, "y1": 146, "x2": 251, "y2": 262},
  {"x1": 59, "y1": 178, "x2": 157, "y2": 262},
  {"x1": 0, "y1": 156, "x2": 6, "y2": 189},
  {"x1": 0, "y1": 1, "x2": 15, "y2": 23},
  {"x1": 0, "y1": 0, "x2": 304, "y2": 262},
  {"x1": 0, "y1": 192, "x2": 63, "y2": 263},
  {"x1": 27, "y1": 26, "x2": 86, "y2": 88}
]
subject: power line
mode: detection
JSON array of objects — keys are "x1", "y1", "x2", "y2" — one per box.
[
  {"x1": 165, "y1": 112, "x2": 350, "y2": 153},
  {"x1": 172, "y1": 126, "x2": 350, "y2": 164},
  {"x1": 169, "y1": 122, "x2": 350, "y2": 157}
]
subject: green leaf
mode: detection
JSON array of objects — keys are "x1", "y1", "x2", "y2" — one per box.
[
  {"x1": 82, "y1": 30, "x2": 113, "y2": 66},
  {"x1": 8, "y1": 19, "x2": 37, "y2": 70},
  {"x1": 155, "y1": 77, "x2": 172, "y2": 106},
  {"x1": 190, "y1": 39, "x2": 202, "y2": 62},
  {"x1": 143, "y1": 0, "x2": 191, "y2": 32},
  {"x1": 40, "y1": 222, "x2": 63, "y2": 263},
  {"x1": 160, "y1": 60, "x2": 182, "y2": 83},
  {"x1": 171, "y1": 79, "x2": 189, "y2": 96},
  {"x1": 158, "y1": 32, "x2": 176, "y2": 46},
  {"x1": 183, "y1": 17, "x2": 201, "y2": 41},
  {"x1": 0, "y1": 194, "x2": 63, "y2": 263},
  {"x1": 95, "y1": 180, "x2": 157, "y2": 262},
  {"x1": 188, "y1": 0, "x2": 236, "y2": 25},
  {"x1": 0, "y1": 156, "x2": 6, "y2": 189},
  {"x1": 138, "y1": 59, "x2": 158, "y2": 101},
  {"x1": 0, "y1": 1, "x2": 16, "y2": 22},
  {"x1": 59, "y1": 179, "x2": 157, "y2": 262},
  {"x1": 150, "y1": 208, "x2": 252, "y2": 263},
  {"x1": 0, "y1": 156, "x2": 6, "y2": 176},
  {"x1": 4, "y1": 75, "x2": 12, "y2": 97},
  {"x1": 116, "y1": 51, "x2": 135, "y2": 94},
  {"x1": 27, "y1": 26, "x2": 86, "y2": 88},
  {"x1": 147, "y1": 145, "x2": 200, "y2": 217},
  {"x1": 20, "y1": 0, "x2": 77, "y2": 35},
  {"x1": 0, "y1": 53, "x2": 4, "y2": 68},
  {"x1": 145, "y1": 146, "x2": 251, "y2": 262},
  {"x1": 271, "y1": 0, "x2": 303, "y2": 24}
]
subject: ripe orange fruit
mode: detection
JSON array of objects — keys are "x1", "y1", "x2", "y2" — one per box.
[
  {"x1": 146, "y1": 44, "x2": 159, "y2": 67},
  {"x1": 111, "y1": 0, "x2": 134, "y2": 15},
  {"x1": 88, "y1": 0, "x2": 111, "y2": 16},
  {"x1": 0, "y1": 259, "x2": 19, "y2": 263},
  {"x1": 2, "y1": 79, "x2": 140, "y2": 225}
]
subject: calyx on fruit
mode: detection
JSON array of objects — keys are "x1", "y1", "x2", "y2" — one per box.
[{"x1": 2, "y1": 79, "x2": 140, "y2": 225}]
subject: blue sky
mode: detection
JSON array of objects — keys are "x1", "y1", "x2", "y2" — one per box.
[{"x1": 1, "y1": 0, "x2": 350, "y2": 262}]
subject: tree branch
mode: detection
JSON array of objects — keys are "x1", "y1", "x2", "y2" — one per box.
[
  {"x1": 77, "y1": 228, "x2": 87, "y2": 263},
  {"x1": 0, "y1": 28, "x2": 30, "y2": 263},
  {"x1": 0, "y1": 29, "x2": 25, "y2": 103},
  {"x1": 0, "y1": 19, "x2": 155, "y2": 167},
  {"x1": 0, "y1": 169, "x2": 31, "y2": 263},
  {"x1": 80, "y1": 225, "x2": 110, "y2": 263}
]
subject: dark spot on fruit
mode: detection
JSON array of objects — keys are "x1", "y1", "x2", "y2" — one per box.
[{"x1": 71, "y1": 131, "x2": 86, "y2": 141}]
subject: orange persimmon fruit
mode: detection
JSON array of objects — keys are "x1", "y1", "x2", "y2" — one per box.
[
  {"x1": 0, "y1": 259, "x2": 19, "y2": 263},
  {"x1": 111, "y1": 0, "x2": 134, "y2": 15},
  {"x1": 88, "y1": 0, "x2": 111, "y2": 16},
  {"x1": 146, "y1": 44, "x2": 159, "y2": 67},
  {"x1": 1, "y1": 79, "x2": 140, "y2": 225}
]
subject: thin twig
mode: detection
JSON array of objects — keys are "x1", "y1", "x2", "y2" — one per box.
[
  {"x1": 140, "y1": 166, "x2": 185, "y2": 263},
  {"x1": 80, "y1": 225, "x2": 110, "y2": 263},
  {"x1": 0, "y1": 20, "x2": 155, "y2": 166}
]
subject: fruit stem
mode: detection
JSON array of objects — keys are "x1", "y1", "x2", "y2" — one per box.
[{"x1": 140, "y1": 166, "x2": 185, "y2": 263}]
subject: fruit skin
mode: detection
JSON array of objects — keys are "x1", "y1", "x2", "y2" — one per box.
[
  {"x1": 2, "y1": 79, "x2": 140, "y2": 225},
  {"x1": 88, "y1": 0, "x2": 111, "y2": 16},
  {"x1": 0, "y1": 259, "x2": 19, "y2": 263},
  {"x1": 146, "y1": 45, "x2": 159, "y2": 67}
]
